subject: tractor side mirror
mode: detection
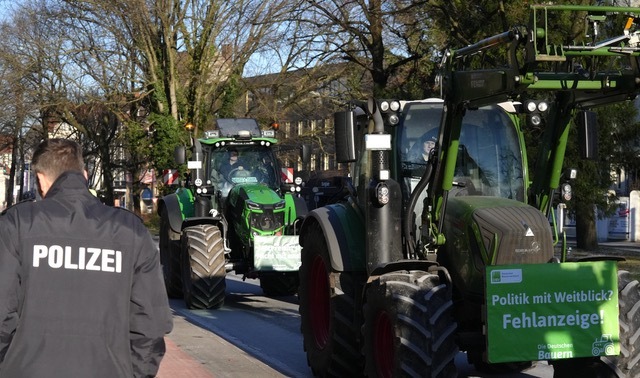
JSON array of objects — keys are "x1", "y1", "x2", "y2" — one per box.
[
  {"x1": 174, "y1": 146, "x2": 186, "y2": 165},
  {"x1": 301, "y1": 144, "x2": 311, "y2": 164},
  {"x1": 576, "y1": 110, "x2": 598, "y2": 160},
  {"x1": 334, "y1": 111, "x2": 357, "y2": 163}
]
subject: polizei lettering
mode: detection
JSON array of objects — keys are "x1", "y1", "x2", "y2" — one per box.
[{"x1": 33, "y1": 245, "x2": 122, "y2": 273}]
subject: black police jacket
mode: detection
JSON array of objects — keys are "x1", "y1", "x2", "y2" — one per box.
[{"x1": 0, "y1": 171, "x2": 172, "y2": 377}]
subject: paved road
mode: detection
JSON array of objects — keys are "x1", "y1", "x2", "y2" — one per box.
[
  {"x1": 160, "y1": 275, "x2": 556, "y2": 378},
  {"x1": 158, "y1": 240, "x2": 640, "y2": 377}
]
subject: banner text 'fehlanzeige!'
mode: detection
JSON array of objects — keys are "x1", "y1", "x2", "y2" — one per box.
[{"x1": 485, "y1": 261, "x2": 619, "y2": 363}]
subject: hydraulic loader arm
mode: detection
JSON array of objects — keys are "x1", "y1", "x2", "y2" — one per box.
[
  {"x1": 426, "y1": 4, "x2": 640, "y2": 243},
  {"x1": 440, "y1": 5, "x2": 640, "y2": 108}
]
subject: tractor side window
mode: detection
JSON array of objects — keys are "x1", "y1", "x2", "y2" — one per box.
[
  {"x1": 209, "y1": 149, "x2": 227, "y2": 183},
  {"x1": 396, "y1": 103, "x2": 442, "y2": 221},
  {"x1": 208, "y1": 148, "x2": 236, "y2": 199},
  {"x1": 399, "y1": 104, "x2": 442, "y2": 179}
]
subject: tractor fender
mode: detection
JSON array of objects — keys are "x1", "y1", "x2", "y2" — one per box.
[
  {"x1": 299, "y1": 203, "x2": 365, "y2": 272},
  {"x1": 158, "y1": 194, "x2": 183, "y2": 234},
  {"x1": 292, "y1": 195, "x2": 308, "y2": 219},
  {"x1": 160, "y1": 194, "x2": 226, "y2": 235},
  {"x1": 283, "y1": 192, "x2": 308, "y2": 224}
]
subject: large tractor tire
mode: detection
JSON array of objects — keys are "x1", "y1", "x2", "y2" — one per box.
[
  {"x1": 610, "y1": 270, "x2": 640, "y2": 376},
  {"x1": 298, "y1": 222, "x2": 364, "y2": 376},
  {"x1": 260, "y1": 272, "x2": 299, "y2": 296},
  {"x1": 363, "y1": 270, "x2": 458, "y2": 378},
  {"x1": 159, "y1": 209, "x2": 182, "y2": 298},
  {"x1": 181, "y1": 224, "x2": 226, "y2": 310},
  {"x1": 553, "y1": 270, "x2": 640, "y2": 377}
]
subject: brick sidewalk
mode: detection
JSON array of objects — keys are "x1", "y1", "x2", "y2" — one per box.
[
  {"x1": 155, "y1": 312, "x2": 284, "y2": 377},
  {"x1": 157, "y1": 337, "x2": 215, "y2": 378}
]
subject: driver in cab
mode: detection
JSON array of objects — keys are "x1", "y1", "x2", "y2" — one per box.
[{"x1": 219, "y1": 148, "x2": 247, "y2": 181}]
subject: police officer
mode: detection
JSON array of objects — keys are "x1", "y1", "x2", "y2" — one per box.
[{"x1": 0, "y1": 139, "x2": 172, "y2": 377}]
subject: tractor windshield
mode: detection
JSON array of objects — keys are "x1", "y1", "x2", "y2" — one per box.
[
  {"x1": 208, "y1": 145, "x2": 280, "y2": 197},
  {"x1": 399, "y1": 102, "x2": 525, "y2": 201}
]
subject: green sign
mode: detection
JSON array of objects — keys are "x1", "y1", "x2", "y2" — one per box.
[{"x1": 485, "y1": 261, "x2": 619, "y2": 363}]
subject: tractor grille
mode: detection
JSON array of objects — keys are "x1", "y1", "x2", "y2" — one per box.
[
  {"x1": 472, "y1": 205, "x2": 553, "y2": 265},
  {"x1": 250, "y1": 209, "x2": 284, "y2": 232}
]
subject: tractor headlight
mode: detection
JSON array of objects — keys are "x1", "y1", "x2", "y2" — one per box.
[
  {"x1": 376, "y1": 183, "x2": 390, "y2": 205},
  {"x1": 525, "y1": 100, "x2": 548, "y2": 127},
  {"x1": 562, "y1": 183, "x2": 572, "y2": 201},
  {"x1": 246, "y1": 200, "x2": 262, "y2": 210},
  {"x1": 274, "y1": 200, "x2": 286, "y2": 210},
  {"x1": 530, "y1": 114, "x2": 542, "y2": 126},
  {"x1": 537, "y1": 101, "x2": 548, "y2": 112},
  {"x1": 379, "y1": 101, "x2": 390, "y2": 111}
]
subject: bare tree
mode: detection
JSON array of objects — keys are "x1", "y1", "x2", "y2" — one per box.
[
  {"x1": 52, "y1": 0, "x2": 298, "y2": 132},
  {"x1": 0, "y1": 0, "x2": 79, "y2": 204},
  {"x1": 286, "y1": 0, "x2": 440, "y2": 98}
]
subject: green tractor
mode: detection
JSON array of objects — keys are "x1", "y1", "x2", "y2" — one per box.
[
  {"x1": 158, "y1": 118, "x2": 308, "y2": 309},
  {"x1": 298, "y1": 5, "x2": 640, "y2": 377}
]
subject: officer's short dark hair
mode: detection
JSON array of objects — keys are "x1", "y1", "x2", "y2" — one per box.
[{"x1": 32, "y1": 138, "x2": 85, "y2": 180}]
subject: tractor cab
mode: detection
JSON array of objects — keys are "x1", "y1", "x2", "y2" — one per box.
[
  {"x1": 199, "y1": 118, "x2": 282, "y2": 203},
  {"x1": 375, "y1": 99, "x2": 528, "y2": 242}
]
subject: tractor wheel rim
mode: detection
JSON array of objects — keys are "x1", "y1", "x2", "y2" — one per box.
[
  {"x1": 374, "y1": 311, "x2": 394, "y2": 377},
  {"x1": 309, "y1": 255, "x2": 330, "y2": 349}
]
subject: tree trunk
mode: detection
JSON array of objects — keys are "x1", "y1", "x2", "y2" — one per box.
[
  {"x1": 575, "y1": 205, "x2": 599, "y2": 251},
  {"x1": 7, "y1": 134, "x2": 19, "y2": 207},
  {"x1": 100, "y1": 144, "x2": 115, "y2": 206}
]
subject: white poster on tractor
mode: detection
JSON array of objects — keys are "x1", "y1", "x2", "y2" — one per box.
[{"x1": 254, "y1": 235, "x2": 302, "y2": 271}]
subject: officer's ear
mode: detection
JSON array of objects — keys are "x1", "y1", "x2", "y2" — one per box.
[
  {"x1": 36, "y1": 172, "x2": 53, "y2": 198},
  {"x1": 83, "y1": 169, "x2": 88, "y2": 181}
]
